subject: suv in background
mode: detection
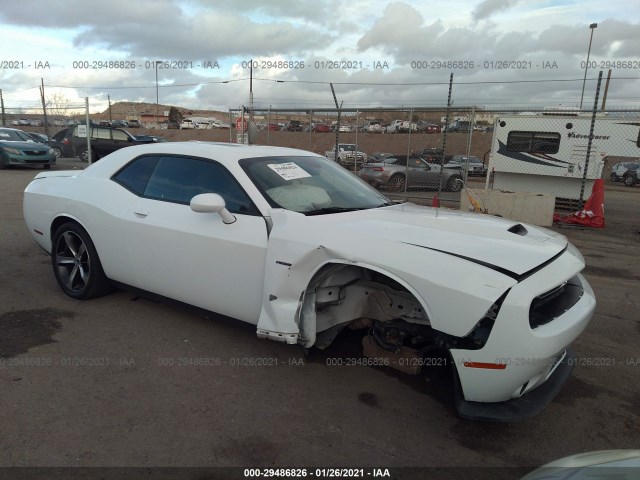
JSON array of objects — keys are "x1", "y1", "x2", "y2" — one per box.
[
  {"x1": 127, "y1": 120, "x2": 143, "y2": 128},
  {"x1": 71, "y1": 125, "x2": 164, "y2": 162},
  {"x1": 48, "y1": 128, "x2": 74, "y2": 158}
]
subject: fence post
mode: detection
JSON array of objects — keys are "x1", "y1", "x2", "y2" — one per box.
[
  {"x1": 85, "y1": 97, "x2": 92, "y2": 165},
  {"x1": 0, "y1": 89, "x2": 5, "y2": 127},
  {"x1": 463, "y1": 105, "x2": 476, "y2": 184},
  {"x1": 438, "y1": 73, "x2": 454, "y2": 199},
  {"x1": 308, "y1": 110, "x2": 312, "y2": 150},
  {"x1": 267, "y1": 107, "x2": 271, "y2": 145},
  {"x1": 228, "y1": 110, "x2": 232, "y2": 143},
  {"x1": 579, "y1": 70, "x2": 604, "y2": 209}
]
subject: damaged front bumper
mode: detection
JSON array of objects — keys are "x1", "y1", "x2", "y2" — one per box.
[{"x1": 453, "y1": 347, "x2": 575, "y2": 422}]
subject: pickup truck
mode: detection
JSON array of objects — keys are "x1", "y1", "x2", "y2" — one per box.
[
  {"x1": 325, "y1": 143, "x2": 367, "y2": 168},
  {"x1": 384, "y1": 120, "x2": 417, "y2": 133}
]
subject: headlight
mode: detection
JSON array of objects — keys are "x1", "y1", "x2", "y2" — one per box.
[{"x1": 3, "y1": 147, "x2": 22, "y2": 155}]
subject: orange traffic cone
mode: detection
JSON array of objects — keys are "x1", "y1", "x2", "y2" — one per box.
[
  {"x1": 432, "y1": 194, "x2": 440, "y2": 208},
  {"x1": 553, "y1": 179, "x2": 605, "y2": 228}
]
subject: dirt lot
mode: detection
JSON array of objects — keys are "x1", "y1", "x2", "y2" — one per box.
[{"x1": 0, "y1": 160, "x2": 638, "y2": 479}]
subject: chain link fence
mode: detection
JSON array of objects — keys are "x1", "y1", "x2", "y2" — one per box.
[{"x1": 2, "y1": 82, "x2": 638, "y2": 232}]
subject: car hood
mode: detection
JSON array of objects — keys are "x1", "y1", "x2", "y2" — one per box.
[
  {"x1": 291, "y1": 203, "x2": 568, "y2": 277},
  {"x1": 0, "y1": 140, "x2": 50, "y2": 150}
]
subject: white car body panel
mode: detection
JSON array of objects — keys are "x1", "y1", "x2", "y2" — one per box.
[{"x1": 23, "y1": 142, "x2": 596, "y2": 419}]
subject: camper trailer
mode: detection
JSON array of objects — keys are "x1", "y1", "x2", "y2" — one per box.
[{"x1": 486, "y1": 114, "x2": 640, "y2": 202}]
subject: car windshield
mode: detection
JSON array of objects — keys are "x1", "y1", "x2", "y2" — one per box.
[
  {"x1": 0, "y1": 129, "x2": 32, "y2": 142},
  {"x1": 240, "y1": 155, "x2": 392, "y2": 214},
  {"x1": 340, "y1": 145, "x2": 357, "y2": 151}
]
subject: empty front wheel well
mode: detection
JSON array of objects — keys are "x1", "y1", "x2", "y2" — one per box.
[{"x1": 299, "y1": 262, "x2": 432, "y2": 348}]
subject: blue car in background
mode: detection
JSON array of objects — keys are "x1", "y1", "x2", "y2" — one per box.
[{"x1": 0, "y1": 128, "x2": 57, "y2": 169}]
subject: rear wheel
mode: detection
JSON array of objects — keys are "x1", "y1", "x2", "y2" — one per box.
[
  {"x1": 51, "y1": 222, "x2": 112, "y2": 299},
  {"x1": 43, "y1": 164, "x2": 51, "y2": 170},
  {"x1": 624, "y1": 174, "x2": 637, "y2": 187},
  {"x1": 446, "y1": 175, "x2": 463, "y2": 192},
  {"x1": 387, "y1": 174, "x2": 406, "y2": 192},
  {"x1": 77, "y1": 147, "x2": 96, "y2": 162},
  {"x1": 610, "y1": 173, "x2": 618, "y2": 182}
]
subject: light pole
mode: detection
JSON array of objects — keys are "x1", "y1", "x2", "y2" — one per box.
[
  {"x1": 579, "y1": 23, "x2": 598, "y2": 110},
  {"x1": 155, "y1": 60, "x2": 161, "y2": 128}
]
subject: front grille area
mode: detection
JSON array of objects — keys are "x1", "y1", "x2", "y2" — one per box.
[
  {"x1": 529, "y1": 275, "x2": 584, "y2": 329},
  {"x1": 24, "y1": 150, "x2": 47, "y2": 156}
]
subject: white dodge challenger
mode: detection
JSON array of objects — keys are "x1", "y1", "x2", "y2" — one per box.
[{"x1": 23, "y1": 142, "x2": 596, "y2": 421}]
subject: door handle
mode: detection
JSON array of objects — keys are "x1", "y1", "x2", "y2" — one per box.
[{"x1": 133, "y1": 209, "x2": 149, "y2": 217}]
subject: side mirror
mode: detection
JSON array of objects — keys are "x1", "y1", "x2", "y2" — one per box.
[{"x1": 190, "y1": 193, "x2": 236, "y2": 224}]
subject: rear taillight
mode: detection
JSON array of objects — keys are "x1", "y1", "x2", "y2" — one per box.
[
  {"x1": 62, "y1": 138, "x2": 69, "y2": 144},
  {"x1": 372, "y1": 167, "x2": 384, "y2": 171}
]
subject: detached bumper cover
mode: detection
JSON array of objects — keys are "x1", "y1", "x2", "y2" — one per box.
[{"x1": 454, "y1": 346, "x2": 575, "y2": 422}]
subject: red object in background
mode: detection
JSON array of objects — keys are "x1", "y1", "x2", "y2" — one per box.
[
  {"x1": 553, "y1": 179, "x2": 605, "y2": 228},
  {"x1": 432, "y1": 194, "x2": 440, "y2": 208}
]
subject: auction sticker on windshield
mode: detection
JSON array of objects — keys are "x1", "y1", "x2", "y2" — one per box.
[{"x1": 268, "y1": 162, "x2": 312, "y2": 180}]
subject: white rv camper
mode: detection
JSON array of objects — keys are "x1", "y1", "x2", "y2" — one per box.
[{"x1": 486, "y1": 114, "x2": 640, "y2": 201}]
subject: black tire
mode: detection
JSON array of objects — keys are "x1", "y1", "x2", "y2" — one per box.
[
  {"x1": 51, "y1": 222, "x2": 112, "y2": 299},
  {"x1": 43, "y1": 164, "x2": 51, "y2": 170},
  {"x1": 387, "y1": 174, "x2": 406, "y2": 192},
  {"x1": 446, "y1": 175, "x2": 463, "y2": 192},
  {"x1": 624, "y1": 175, "x2": 637, "y2": 187},
  {"x1": 610, "y1": 173, "x2": 618, "y2": 182},
  {"x1": 77, "y1": 147, "x2": 96, "y2": 163}
]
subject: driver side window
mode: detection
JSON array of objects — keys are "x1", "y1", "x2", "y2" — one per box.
[{"x1": 113, "y1": 155, "x2": 260, "y2": 215}]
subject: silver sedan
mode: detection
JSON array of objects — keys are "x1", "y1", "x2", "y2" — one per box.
[{"x1": 358, "y1": 155, "x2": 463, "y2": 192}]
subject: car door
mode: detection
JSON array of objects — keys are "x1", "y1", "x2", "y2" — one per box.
[
  {"x1": 112, "y1": 154, "x2": 269, "y2": 324},
  {"x1": 408, "y1": 158, "x2": 437, "y2": 188}
]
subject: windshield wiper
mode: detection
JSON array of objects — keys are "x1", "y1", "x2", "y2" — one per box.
[{"x1": 304, "y1": 207, "x2": 368, "y2": 216}]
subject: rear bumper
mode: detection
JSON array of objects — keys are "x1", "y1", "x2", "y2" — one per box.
[{"x1": 454, "y1": 347, "x2": 575, "y2": 422}]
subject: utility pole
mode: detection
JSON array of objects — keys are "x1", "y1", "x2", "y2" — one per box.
[
  {"x1": 108, "y1": 95, "x2": 113, "y2": 123},
  {"x1": 330, "y1": 83, "x2": 342, "y2": 163},
  {"x1": 40, "y1": 78, "x2": 50, "y2": 136},
  {"x1": 0, "y1": 89, "x2": 6, "y2": 127}
]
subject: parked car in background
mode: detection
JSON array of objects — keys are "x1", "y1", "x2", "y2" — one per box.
[
  {"x1": 359, "y1": 121, "x2": 383, "y2": 133},
  {"x1": 610, "y1": 161, "x2": 640, "y2": 182},
  {"x1": 413, "y1": 148, "x2": 453, "y2": 165},
  {"x1": 314, "y1": 123, "x2": 331, "y2": 133},
  {"x1": 127, "y1": 120, "x2": 143, "y2": 128},
  {"x1": 367, "y1": 152, "x2": 396, "y2": 163},
  {"x1": 286, "y1": 120, "x2": 304, "y2": 132},
  {"x1": 111, "y1": 120, "x2": 129, "y2": 128},
  {"x1": 449, "y1": 155, "x2": 487, "y2": 177},
  {"x1": 417, "y1": 122, "x2": 441, "y2": 134},
  {"x1": 325, "y1": 143, "x2": 367, "y2": 168},
  {"x1": 623, "y1": 165, "x2": 640, "y2": 187},
  {"x1": 70, "y1": 125, "x2": 165, "y2": 162},
  {"x1": 267, "y1": 123, "x2": 281, "y2": 131},
  {"x1": 385, "y1": 119, "x2": 417, "y2": 133},
  {"x1": 48, "y1": 128, "x2": 74, "y2": 158},
  {"x1": 446, "y1": 120, "x2": 471, "y2": 133},
  {"x1": 180, "y1": 119, "x2": 197, "y2": 129},
  {"x1": 23, "y1": 142, "x2": 596, "y2": 421},
  {"x1": 24, "y1": 132, "x2": 50, "y2": 144},
  {"x1": 359, "y1": 154, "x2": 463, "y2": 192},
  {"x1": 0, "y1": 127, "x2": 56, "y2": 169}
]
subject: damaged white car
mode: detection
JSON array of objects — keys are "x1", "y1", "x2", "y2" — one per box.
[{"x1": 23, "y1": 142, "x2": 596, "y2": 421}]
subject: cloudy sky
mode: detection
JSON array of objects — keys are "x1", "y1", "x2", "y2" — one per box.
[{"x1": 1, "y1": 0, "x2": 639, "y2": 114}]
